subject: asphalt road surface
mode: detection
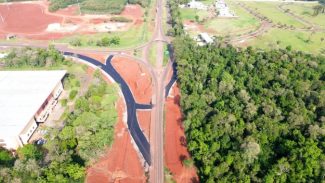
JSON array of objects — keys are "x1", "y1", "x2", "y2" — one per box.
[{"x1": 63, "y1": 52, "x2": 152, "y2": 165}]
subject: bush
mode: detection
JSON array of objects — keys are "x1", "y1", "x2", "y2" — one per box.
[
  {"x1": 61, "y1": 99, "x2": 68, "y2": 107},
  {"x1": 182, "y1": 158, "x2": 194, "y2": 168},
  {"x1": 69, "y1": 90, "x2": 78, "y2": 100},
  {"x1": 110, "y1": 16, "x2": 132, "y2": 22},
  {"x1": 70, "y1": 38, "x2": 82, "y2": 47}
]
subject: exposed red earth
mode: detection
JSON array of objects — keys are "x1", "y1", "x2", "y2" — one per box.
[
  {"x1": 137, "y1": 111, "x2": 151, "y2": 140},
  {"x1": 86, "y1": 99, "x2": 146, "y2": 183},
  {"x1": 0, "y1": 2, "x2": 143, "y2": 40},
  {"x1": 0, "y1": 3, "x2": 62, "y2": 33},
  {"x1": 164, "y1": 84, "x2": 199, "y2": 183},
  {"x1": 122, "y1": 4, "x2": 143, "y2": 22},
  {"x1": 82, "y1": 52, "x2": 108, "y2": 64},
  {"x1": 111, "y1": 56, "x2": 152, "y2": 104}
]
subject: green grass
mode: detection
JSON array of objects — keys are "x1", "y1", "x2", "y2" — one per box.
[
  {"x1": 56, "y1": 0, "x2": 155, "y2": 50},
  {"x1": 163, "y1": 44, "x2": 169, "y2": 66},
  {"x1": 56, "y1": 23, "x2": 151, "y2": 50},
  {"x1": 245, "y1": 28, "x2": 325, "y2": 55},
  {"x1": 200, "y1": 0, "x2": 214, "y2": 6},
  {"x1": 243, "y1": 1, "x2": 306, "y2": 28},
  {"x1": 148, "y1": 42, "x2": 157, "y2": 66},
  {"x1": 283, "y1": 3, "x2": 325, "y2": 29},
  {"x1": 204, "y1": 0, "x2": 260, "y2": 36},
  {"x1": 180, "y1": 8, "x2": 210, "y2": 22}
]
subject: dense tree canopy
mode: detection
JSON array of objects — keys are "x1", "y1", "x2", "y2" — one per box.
[
  {"x1": 174, "y1": 37, "x2": 325, "y2": 182},
  {"x1": 48, "y1": 0, "x2": 149, "y2": 13}
]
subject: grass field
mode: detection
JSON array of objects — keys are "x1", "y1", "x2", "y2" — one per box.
[
  {"x1": 243, "y1": 1, "x2": 306, "y2": 28},
  {"x1": 244, "y1": 28, "x2": 325, "y2": 55},
  {"x1": 148, "y1": 42, "x2": 157, "y2": 66},
  {"x1": 204, "y1": 0, "x2": 260, "y2": 36},
  {"x1": 282, "y1": 3, "x2": 325, "y2": 29},
  {"x1": 180, "y1": 8, "x2": 210, "y2": 22},
  {"x1": 57, "y1": 24, "x2": 152, "y2": 49}
]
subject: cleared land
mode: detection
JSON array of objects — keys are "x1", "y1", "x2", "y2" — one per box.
[
  {"x1": 243, "y1": 28, "x2": 325, "y2": 54},
  {"x1": 282, "y1": 3, "x2": 325, "y2": 29},
  {"x1": 243, "y1": 1, "x2": 307, "y2": 28},
  {"x1": 180, "y1": 0, "x2": 260, "y2": 36},
  {"x1": 0, "y1": 2, "x2": 153, "y2": 49},
  {"x1": 204, "y1": 0, "x2": 260, "y2": 36}
]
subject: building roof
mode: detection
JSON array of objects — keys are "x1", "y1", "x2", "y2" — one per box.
[
  {"x1": 0, "y1": 70, "x2": 66, "y2": 137},
  {"x1": 200, "y1": 33, "x2": 213, "y2": 43}
]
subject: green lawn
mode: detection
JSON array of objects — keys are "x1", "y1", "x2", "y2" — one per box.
[
  {"x1": 180, "y1": 8, "x2": 210, "y2": 22},
  {"x1": 283, "y1": 3, "x2": 325, "y2": 29},
  {"x1": 204, "y1": 0, "x2": 260, "y2": 36},
  {"x1": 245, "y1": 28, "x2": 325, "y2": 55},
  {"x1": 148, "y1": 42, "x2": 157, "y2": 66},
  {"x1": 243, "y1": 1, "x2": 306, "y2": 28}
]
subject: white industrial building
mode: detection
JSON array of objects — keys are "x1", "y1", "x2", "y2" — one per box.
[{"x1": 0, "y1": 70, "x2": 66, "y2": 150}]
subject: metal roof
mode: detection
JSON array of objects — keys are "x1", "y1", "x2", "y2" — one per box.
[{"x1": 0, "y1": 70, "x2": 66, "y2": 137}]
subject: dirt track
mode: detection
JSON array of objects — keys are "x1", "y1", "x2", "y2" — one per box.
[{"x1": 164, "y1": 83, "x2": 199, "y2": 183}]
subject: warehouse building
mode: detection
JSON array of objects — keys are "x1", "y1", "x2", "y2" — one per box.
[{"x1": 0, "y1": 70, "x2": 66, "y2": 150}]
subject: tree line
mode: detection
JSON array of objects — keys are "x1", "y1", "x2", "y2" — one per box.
[{"x1": 48, "y1": 0, "x2": 150, "y2": 14}]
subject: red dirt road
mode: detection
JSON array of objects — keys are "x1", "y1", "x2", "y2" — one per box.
[
  {"x1": 164, "y1": 84, "x2": 199, "y2": 183},
  {"x1": 86, "y1": 99, "x2": 146, "y2": 183},
  {"x1": 111, "y1": 56, "x2": 152, "y2": 104}
]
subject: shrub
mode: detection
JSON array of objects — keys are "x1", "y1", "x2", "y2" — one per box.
[
  {"x1": 69, "y1": 90, "x2": 78, "y2": 100},
  {"x1": 110, "y1": 16, "x2": 132, "y2": 22},
  {"x1": 61, "y1": 99, "x2": 68, "y2": 107}
]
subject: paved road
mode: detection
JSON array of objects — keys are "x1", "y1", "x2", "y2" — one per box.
[{"x1": 63, "y1": 52, "x2": 152, "y2": 165}]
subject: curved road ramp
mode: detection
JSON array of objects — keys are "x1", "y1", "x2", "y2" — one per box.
[{"x1": 63, "y1": 52, "x2": 152, "y2": 166}]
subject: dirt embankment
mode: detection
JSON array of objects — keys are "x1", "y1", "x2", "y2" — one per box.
[{"x1": 164, "y1": 83, "x2": 199, "y2": 183}]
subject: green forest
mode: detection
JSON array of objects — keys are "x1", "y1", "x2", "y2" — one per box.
[
  {"x1": 0, "y1": 47, "x2": 118, "y2": 182},
  {"x1": 48, "y1": 0, "x2": 149, "y2": 13},
  {"x1": 173, "y1": 37, "x2": 325, "y2": 182}
]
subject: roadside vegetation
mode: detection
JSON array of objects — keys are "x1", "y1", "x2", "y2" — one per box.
[
  {"x1": 149, "y1": 42, "x2": 157, "y2": 66},
  {"x1": 173, "y1": 36, "x2": 325, "y2": 182},
  {"x1": 0, "y1": 47, "x2": 118, "y2": 182}
]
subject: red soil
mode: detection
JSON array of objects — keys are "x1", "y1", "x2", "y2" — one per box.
[
  {"x1": 0, "y1": 3, "x2": 62, "y2": 34},
  {"x1": 164, "y1": 84, "x2": 199, "y2": 183},
  {"x1": 111, "y1": 56, "x2": 152, "y2": 104},
  {"x1": 89, "y1": 18, "x2": 108, "y2": 24},
  {"x1": 0, "y1": 2, "x2": 135, "y2": 40},
  {"x1": 137, "y1": 111, "x2": 151, "y2": 140},
  {"x1": 82, "y1": 53, "x2": 108, "y2": 64},
  {"x1": 121, "y1": 5, "x2": 143, "y2": 22},
  {"x1": 86, "y1": 99, "x2": 146, "y2": 183}
]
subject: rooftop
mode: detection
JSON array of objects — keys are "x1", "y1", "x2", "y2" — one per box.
[{"x1": 0, "y1": 70, "x2": 66, "y2": 137}]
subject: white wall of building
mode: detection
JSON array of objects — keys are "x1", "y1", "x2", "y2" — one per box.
[{"x1": 19, "y1": 117, "x2": 38, "y2": 145}]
